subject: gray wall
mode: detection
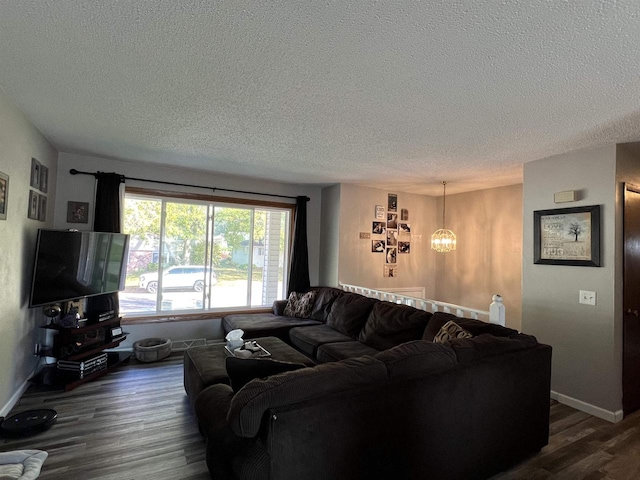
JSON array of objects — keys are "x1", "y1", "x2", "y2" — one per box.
[
  {"x1": 0, "y1": 93, "x2": 58, "y2": 415},
  {"x1": 319, "y1": 184, "x2": 340, "y2": 286},
  {"x1": 522, "y1": 145, "x2": 621, "y2": 418}
]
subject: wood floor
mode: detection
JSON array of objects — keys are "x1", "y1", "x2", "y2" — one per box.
[{"x1": 2, "y1": 354, "x2": 640, "y2": 480}]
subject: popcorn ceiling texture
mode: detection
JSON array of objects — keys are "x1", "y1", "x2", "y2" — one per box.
[{"x1": 0, "y1": 0, "x2": 639, "y2": 195}]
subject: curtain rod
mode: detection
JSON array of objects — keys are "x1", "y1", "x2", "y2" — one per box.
[{"x1": 69, "y1": 169, "x2": 309, "y2": 202}]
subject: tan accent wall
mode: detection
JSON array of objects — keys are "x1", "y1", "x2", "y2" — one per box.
[{"x1": 433, "y1": 184, "x2": 523, "y2": 329}]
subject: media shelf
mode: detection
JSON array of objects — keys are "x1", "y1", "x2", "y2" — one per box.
[{"x1": 36, "y1": 316, "x2": 131, "y2": 391}]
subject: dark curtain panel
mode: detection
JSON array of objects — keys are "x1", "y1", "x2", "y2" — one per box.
[
  {"x1": 287, "y1": 196, "x2": 311, "y2": 295},
  {"x1": 94, "y1": 172, "x2": 125, "y2": 233},
  {"x1": 86, "y1": 172, "x2": 125, "y2": 318}
]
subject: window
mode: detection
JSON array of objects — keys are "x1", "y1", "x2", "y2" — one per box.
[{"x1": 120, "y1": 188, "x2": 292, "y2": 318}]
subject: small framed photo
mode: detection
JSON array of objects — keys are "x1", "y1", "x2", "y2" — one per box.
[
  {"x1": 67, "y1": 201, "x2": 89, "y2": 223},
  {"x1": 0, "y1": 171, "x2": 8, "y2": 220},
  {"x1": 27, "y1": 190, "x2": 39, "y2": 219},
  {"x1": 372, "y1": 239, "x2": 385, "y2": 253},
  {"x1": 386, "y1": 247, "x2": 397, "y2": 264},
  {"x1": 372, "y1": 221, "x2": 386, "y2": 235},
  {"x1": 398, "y1": 223, "x2": 411, "y2": 234},
  {"x1": 384, "y1": 265, "x2": 397, "y2": 277},
  {"x1": 401, "y1": 208, "x2": 409, "y2": 221},
  {"x1": 387, "y1": 229, "x2": 398, "y2": 246},
  {"x1": 38, "y1": 194, "x2": 47, "y2": 222},
  {"x1": 398, "y1": 241, "x2": 411, "y2": 253},
  {"x1": 375, "y1": 205, "x2": 385, "y2": 219},
  {"x1": 30, "y1": 158, "x2": 41, "y2": 189},
  {"x1": 388, "y1": 194, "x2": 397, "y2": 212},
  {"x1": 39, "y1": 165, "x2": 49, "y2": 193},
  {"x1": 387, "y1": 212, "x2": 398, "y2": 229}
]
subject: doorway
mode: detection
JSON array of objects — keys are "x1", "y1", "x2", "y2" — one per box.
[{"x1": 623, "y1": 183, "x2": 640, "y2": 414}]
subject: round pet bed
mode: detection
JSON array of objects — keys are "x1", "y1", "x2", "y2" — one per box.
[{"x1": 133, "y1": 338, "x2": 172, "y2": 362}]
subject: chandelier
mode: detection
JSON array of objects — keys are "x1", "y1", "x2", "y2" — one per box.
[{"x1": 431, "y1": 181, "x2": 456, "y2": 253}]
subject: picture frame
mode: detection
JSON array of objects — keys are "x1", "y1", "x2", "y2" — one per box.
[
  {"x1": 372, "y1": 221, "x2": 386, "y2": 235},
  {"x1": 533, "y1": 205, "x2": 601, "y2": 267},
  {"x1": 375, "y1": 205, "x2": 385, "y2": 220},
  {"x1": 0, "y1": 171, "x2": 8, "y2": 220},
  {"x1": 30, "y1": 158, "x2": 41, "y2": 189},
  {"x1": 39, "y1": 165, "x2": 48, "y2": 193},
  {"x1": 27, "y1": 190, "x2": 39, "y2": 219},
  {"x1": 372, "y1": 239, "x2": 385, "y2": 253},
  {"x1": 67, "y1": 201, "x2": 89, "y2": 223},
  {"x1": 387, "y1": 193, "x2": 397, "y2": 212},
  {"x1": 38, "y1": 194, "x2": 47, "y2": 222}
]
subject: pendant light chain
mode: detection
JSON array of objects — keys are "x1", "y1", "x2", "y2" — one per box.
[{"x1": 442, "y1": 181, "x2": 446, "y2": 229}]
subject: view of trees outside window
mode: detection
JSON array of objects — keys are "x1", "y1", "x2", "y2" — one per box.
[{"x1": 120, "y1": 193, "x2": 290, "y2": 316}]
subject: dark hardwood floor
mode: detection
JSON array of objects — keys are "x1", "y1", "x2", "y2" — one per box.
[
  {"x1": 1, "y1": 354, "x2": 209, "y2": 480},
  {"x1": 2, "y1": 354, "x2": 640, "y2": 479}
]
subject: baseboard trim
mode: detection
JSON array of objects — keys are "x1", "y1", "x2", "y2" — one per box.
[
  {"x1": 0, "y1": 367, "x2": 38, "y2": 418},
  {"x1": 551, "y1": 390, "x2": 624, "y2": 423}
]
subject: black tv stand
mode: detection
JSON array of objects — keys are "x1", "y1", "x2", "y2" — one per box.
[{"x1": 36, "y1": 316, "x2": 131, "y2": 391}]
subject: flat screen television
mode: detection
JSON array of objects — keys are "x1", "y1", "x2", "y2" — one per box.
[{"x1": 29, "y1": 229, "x2": 130, "y2": 307}]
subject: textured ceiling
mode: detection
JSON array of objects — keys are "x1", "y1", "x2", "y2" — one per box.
[{"x1": 1, "y1": 1, "x2": 640, "y2": 195}]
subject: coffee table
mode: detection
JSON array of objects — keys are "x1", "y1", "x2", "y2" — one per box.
[{"x1": 183, "y1": 336, "x2": 314, "y2": 409}]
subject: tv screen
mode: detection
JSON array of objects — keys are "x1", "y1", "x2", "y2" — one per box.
[{"x1": 29, "y1": 229, "x2": 130, "y2": 307}]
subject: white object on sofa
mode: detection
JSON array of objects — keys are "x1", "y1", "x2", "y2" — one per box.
[{"x1": 0, "y1": 450, "x2": 48, "y2": 479}]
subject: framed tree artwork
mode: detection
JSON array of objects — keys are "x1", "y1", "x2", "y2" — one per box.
[{"x1": 533, "y1": 205, "x2": 601, "y2": 267}]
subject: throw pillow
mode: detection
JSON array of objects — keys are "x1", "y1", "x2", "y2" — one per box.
[
  {"x1": 226, "y1": 357, "x2": 307, "y2": 392},
  {"x1": 433, "y1": 320, "x2": 473, "y2": 344},
  {"x1": 283, "y1": 290, "x2": 317, "y2": 318}
]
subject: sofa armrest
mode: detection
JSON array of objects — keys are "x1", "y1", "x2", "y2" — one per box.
[
  {"x1": 273, "y1": 300, "x2": 288, "y2": 316},
  {"x1": 195, "y1": 384, "x2": 235, "y2": 438}
]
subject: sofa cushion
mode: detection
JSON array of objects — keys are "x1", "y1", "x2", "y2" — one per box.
[
  {"x1": 283, "y1": 291, "x2": 318, "y2": 318},
  {"x1": 375, "y1": 340, "x2": 457, "y2": 380},
  {"x1": 358, "y1": 301, "x2": 431, "y2": 350},
  {"x1": 423, "y1": 312, "x2": 517, "y2": 341},
  {"x1": 289, "y1": 325, "x2": 352, "y2": 358},
  {"x1": 433, "y1": 320, "x2": 473, "y2": 344},
  {"x1": 326, "y1": 292, "x2": 377, "y2": 338},
  {"x1": 228, "y1": 356, "x2": 388, "y2": 437},
  {"x1": 309, "y1": 287, "x2": 344, "y2": 322},
  {"x1": 316, "y1": 341, "x2": 380, "y2": 363},
  {"x1": 223, "y1": 313, "x2": 322, "y2": 341},
  {"x1": 449, "y1": 333, "x2": 539, "y2": 364},
  {"x1": 226, "y1": 357, "x2": 307, "y2": 392}
]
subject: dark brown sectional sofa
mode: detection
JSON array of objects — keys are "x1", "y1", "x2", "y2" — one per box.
[{"x1": 189, "y1": 287, "x2": 552, "y2": 480}]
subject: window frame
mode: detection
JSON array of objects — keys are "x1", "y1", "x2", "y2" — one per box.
[{"x1": 121, "y1": 186, "x2": 296, "y2": 325}]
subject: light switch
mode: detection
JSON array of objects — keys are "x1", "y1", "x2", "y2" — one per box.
[{"x1": 579, "y1": 290, "x2": 596, "y2": 306}]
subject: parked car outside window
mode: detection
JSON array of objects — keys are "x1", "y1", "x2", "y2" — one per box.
[{"x1": 139, "y1": 266, "x2": 217, "y2": 294}]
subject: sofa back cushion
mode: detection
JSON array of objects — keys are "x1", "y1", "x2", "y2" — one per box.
[
  {"x1": 326, "y1": 292, "x2": 377, "y2": 338},
  {"x1": 448, "y1": 333, "x2": 539, "y2": 363},
  {"x1": 228, "y1": 356, "x2": 388, "y2": 437},
  {"x1": 309, "y1": 287, "x2": 344, "y2": 322},
  {"x1": 375, "y1": 340, "x2": 457, "y2": 380},
  {"x1": 423, "y1": 312, "x2": 518, "y2": 341},
  {"x1": 358, "y1": 301, "x2": 431, "y2": 350}
]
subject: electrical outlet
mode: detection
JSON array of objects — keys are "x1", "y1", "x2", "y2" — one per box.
[{"x1": 579, "y1": 290, "x2": 596, "y2": 306}]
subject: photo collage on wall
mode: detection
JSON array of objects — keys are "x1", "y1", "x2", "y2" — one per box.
[
  {"x1": 28, "y1": 158, "x2": 48, "y2": 222},
  {"x1": 370, "y1": 194, "x2": 412, "y2": 277}
]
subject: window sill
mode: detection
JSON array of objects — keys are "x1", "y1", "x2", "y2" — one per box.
[{"x1": 121, "y1": 307, "x2": 272, "y2": 325}]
